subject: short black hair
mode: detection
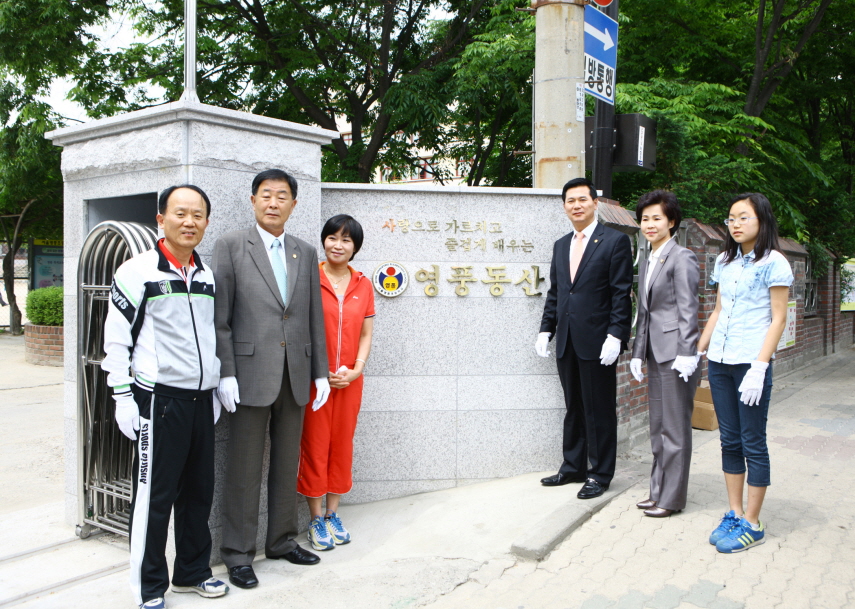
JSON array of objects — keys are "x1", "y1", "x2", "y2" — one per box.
[
  {"x1": 561, "y1": 177, "x2": 597, "y2": 202},
  {"x1": 321, "y1": 214, "x2": 364, "y2": 261},
  {"x1": 636, "y1": 190, "x2": 682, "y2": 237},
  {"x1": 158, "y1": 184, "x2": 211, "y2": 218},
  {"x1": 722, "y1": 192, "x2": 781, "y2": 264},
  {"x1": 252, "y1": 169, "x2": 298, "y2": 198}
]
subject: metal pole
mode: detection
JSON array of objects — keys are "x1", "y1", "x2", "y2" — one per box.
[
  {"x1": 180, "y1": 0, "x2": 200, "y2": 103},
  {"x1": 532, "y1": 0, "x2": 586, "y2": 188},
  {"x1": 591, "y1": 0, "x2": 618, "y2": 198}
]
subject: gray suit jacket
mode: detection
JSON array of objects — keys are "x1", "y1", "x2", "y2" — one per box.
[
  {"x1": 213, "y1": 227, "x2": 328, "y2": 407},
  {"x1": 632, "y1": 239, "x2": 700, "y2": 363}
]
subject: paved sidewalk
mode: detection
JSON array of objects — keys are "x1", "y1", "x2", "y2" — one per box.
[
  {"x1": 1, "y1": 335, "x2": 854, "y2": 608},
  {"x1": 425, "y1": 349, "x2": 855, "y2": 609}
]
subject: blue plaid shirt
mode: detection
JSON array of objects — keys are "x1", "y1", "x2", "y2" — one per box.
[{"x1": 708, "y1": 249, "x2": 793, "y2": 364}]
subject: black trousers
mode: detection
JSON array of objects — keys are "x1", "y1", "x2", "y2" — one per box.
[
  {"x1": 128, "y1": 385, "x2": 215, "y2": 605},
  {"x1": 556, "y1": 338, "x2": 618, "y2": 485}
]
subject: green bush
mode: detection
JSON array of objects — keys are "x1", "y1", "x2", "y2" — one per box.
[{"x1": 26, "y1": 286, "x2": 64, "y2": 326}]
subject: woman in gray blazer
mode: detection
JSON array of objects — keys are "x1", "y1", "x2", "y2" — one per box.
[{"x1": 630, "y1": 190, "x2": 701, "y2": 517}]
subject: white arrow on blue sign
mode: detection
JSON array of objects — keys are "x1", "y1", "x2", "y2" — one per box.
[{"x1": 583, "y1": 6, "x2": 619, "y2": 105}]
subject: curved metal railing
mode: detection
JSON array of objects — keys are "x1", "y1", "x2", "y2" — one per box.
[{"x1": 76, "y1": 221, "x2": 157, "y2": 538}]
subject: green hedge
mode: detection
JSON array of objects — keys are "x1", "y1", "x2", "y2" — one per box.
[{"x1": 26, "y1": 286, "x2": 64, "y2": 326}]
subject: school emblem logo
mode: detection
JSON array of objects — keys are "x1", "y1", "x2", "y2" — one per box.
[
  {"x1": 158, "y1": 280, "x2": 172, "y2": 295},
  {"x1": 373, "y1": 262, "x2": 409, "y2": 298}
]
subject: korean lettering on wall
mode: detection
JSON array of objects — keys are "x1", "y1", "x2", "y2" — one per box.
[{"x1": 381, "y1": 218, "x2": 545, "y2": 298}]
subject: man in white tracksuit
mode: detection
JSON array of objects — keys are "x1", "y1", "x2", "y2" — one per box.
[{"x1": 102, "y1": 185, "x2": 231, "y2": 609}]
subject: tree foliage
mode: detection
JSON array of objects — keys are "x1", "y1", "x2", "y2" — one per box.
[
  {"x1": 0, "y1": 76, "x2": 64, "y2": 333},
  {"x1": 1, "y1": 0, "x2": 854, "y2": 261}
]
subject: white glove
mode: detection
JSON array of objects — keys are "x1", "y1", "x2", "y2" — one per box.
[
  {"x1": 217, "y1": 376, "x2": 239, "y2": 413},
  {"x1": 115, "y1": 394, "x2": 140, "y2": 441},
  {"x1": 213, "y1": 391, "x2": 222, "y2": 424},
  {"x1": 630, "y1": 358, "x2": 644, "y2": 383},
  {"x1": 312, "y1": 377, "x2": 331, "y2": 411},
  {"x1": 671, "y1": 355, "x2": 698, "y2": 383},
  {"x1": 695, "y1": 350, "x2": 706, "y2": 365},
  {"x1": 535, "y1": 332, "x2": 552, "y2": 358},
  {"x1": 738, "y1": 360, "x2": 768, "y2": 406},
  {"x1": 599, "y1": 335, "x2": 621, "y2": 366}
]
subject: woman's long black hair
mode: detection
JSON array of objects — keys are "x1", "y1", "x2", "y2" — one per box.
[{"x1": 721, "y1": 193, "x2": 781, "y2": 264}]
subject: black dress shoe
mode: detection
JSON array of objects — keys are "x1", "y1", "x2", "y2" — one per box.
[
  {"x1": 228, "y1": 565, "x2": 258, "y2": 589},
  {"x1": 266, "y1": 545, "x2": 320, "y2": 565},
  {"x1": 541, "y1": 472, "x2": 587, "y2": 486},
  {"x1": 577, "y1": 478, "x2": 609, "y2": 499}
]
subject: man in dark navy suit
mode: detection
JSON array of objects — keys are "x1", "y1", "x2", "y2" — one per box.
[{"x1": 536, "y1": 178, "x2": 633, "y2": 499}]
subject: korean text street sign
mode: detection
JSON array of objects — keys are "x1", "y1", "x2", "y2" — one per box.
[{"x1": 584, "y1": 6, "x2": 618, "y2": 105}]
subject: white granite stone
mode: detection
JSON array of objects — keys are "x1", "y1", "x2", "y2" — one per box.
[
  {"x1": 457, "y1": 374, "x2": 563, "y2": 411},
  {"x1": 63, "y1": 380, "x2": 78, "y2": 420},
  {"x1": 456, "y1": 297, "x2": 555, "y2": 375},
  {"x1": 56, "y1": 122, "x2": 185, "y2": 180},
  {"x1": 189, "y1": 121, "x2": 324, "y2": 180},
  {"x1": 352, "y1": 411, "x2": 457, "y2": 480},
  {"x1": 65, "y1": 492, "x2": 77, "y2": 529},
  {"x1": 361, "y1": 375, "x2": 457, "y2": 412},
  {"x1": 455, "y1": 408, "x2": 564, "y2": 479},
  {"x1": 64, "y1": 416, "x2": 78, "y2": 496},
  {"x1": 368, "y1": 297, "x2": 458, "y2": 376}
]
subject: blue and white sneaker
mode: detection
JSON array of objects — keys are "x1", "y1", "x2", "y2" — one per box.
[
  {"x1": 308, "y1": 515, "x2": 335, "y2": 551},
  {"x1": 716, "y1": 517, "x2": 765, "y2": 553},
  {"x1": 709, "y1": 510, "x2": 741, "y2": 545},
  {"x1": 325, "y1": 512, "x2": 351, "y2": 545},
  {"x1": 140, "y1": 599, "x2": 165, "y2": 609},
  {"x1": 172, "y1": 576, "x2": 229, "y2": 598}
]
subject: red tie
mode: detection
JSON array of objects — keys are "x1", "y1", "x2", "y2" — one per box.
[{"x1": 570, "y1": 232, "x2": 585, "y2": 283}]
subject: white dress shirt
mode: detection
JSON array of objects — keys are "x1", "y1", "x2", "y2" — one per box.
[
  {"x1": 645, "y1": 237, "x2": 672, "y2": 293},
  {"x1": 569, "y1": 220, "x2": 598, "y2": 267},
  {"x1": 256, "y1": 224, "x2": 288, "y2": 269}
]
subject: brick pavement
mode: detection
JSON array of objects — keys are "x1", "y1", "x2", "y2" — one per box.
[{"x1": 424, "y1": 349, "x2": 855, "y2": 609}]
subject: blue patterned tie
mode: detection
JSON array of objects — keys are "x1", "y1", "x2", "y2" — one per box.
[{"x1": 270, "y1": 239, "x2": 287, "y2": 304}]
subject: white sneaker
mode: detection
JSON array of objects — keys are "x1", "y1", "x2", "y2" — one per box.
[
  {"x1": 308, "y1": 515, "x2": 335, "y2": 551},
  {"x1": 171, "y1": 576, "x2": 229, "y2": 598}
]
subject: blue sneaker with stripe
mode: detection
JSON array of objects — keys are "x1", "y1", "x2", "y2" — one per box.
[
  {"x1": 715, "y1": 517, "x2": 765, "y2": 553},
  {"x1": 709, "y1": 510, "x2": 741, "y2": 545},
  {"x1": 325, "y1": 512, "x2": 351, "y2": 545},
  {"x1": 308, "y1": 515, "x2": 335, "y2": 551}
]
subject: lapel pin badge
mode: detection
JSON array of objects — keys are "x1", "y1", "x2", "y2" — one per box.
[
  {"x1": 293, "y1": 254, "x2": 297, "y2": 258},
  {"x1": 594, "y1": 239, "x2": 599, "y2": 243}
]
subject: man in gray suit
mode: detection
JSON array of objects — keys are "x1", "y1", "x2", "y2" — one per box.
[{"x1": 213, "y1": 169, "x2": 331, "y2": 589}]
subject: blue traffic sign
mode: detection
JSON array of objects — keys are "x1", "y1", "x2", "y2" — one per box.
[
  {"x1": 584, "y1": 6, "x2": 618, "y2": 69},
  {"x1": 584, "y1": 5, "x2": 619, "y2": 105}
]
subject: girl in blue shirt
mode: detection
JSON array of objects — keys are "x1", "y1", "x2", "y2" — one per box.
[{"x1": 697, "y1": 193, "x2": 793, "y2": 553}]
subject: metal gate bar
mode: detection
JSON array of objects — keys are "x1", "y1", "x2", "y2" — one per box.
[{"x1": 76, "y1": 222, "x2": 157, "y2": 538}]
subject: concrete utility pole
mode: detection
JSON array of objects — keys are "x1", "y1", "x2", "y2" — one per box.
[
  {"x1": 179, "y1": 0, "x2": 200, "y2": 103},
  {"x1": 532, "y1": 0, "x2": 586, "y2": 189}
]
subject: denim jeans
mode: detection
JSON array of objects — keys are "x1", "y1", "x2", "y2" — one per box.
[{"x1": 707, "y1": 360, "x2": 773, "y2": 487}]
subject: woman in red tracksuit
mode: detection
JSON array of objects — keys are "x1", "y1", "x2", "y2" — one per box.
[{"x1": 298, "y1": 214, "x2": 374, "y2": 551}]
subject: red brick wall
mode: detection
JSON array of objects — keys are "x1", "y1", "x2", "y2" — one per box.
[{"x1": 24, "y1": 324, "x2": 64, "y2": 367}]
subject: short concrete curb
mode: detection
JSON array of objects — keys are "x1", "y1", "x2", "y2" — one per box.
[{"x1": 510, "y1": 464, "x2": 646, "y2": 561}]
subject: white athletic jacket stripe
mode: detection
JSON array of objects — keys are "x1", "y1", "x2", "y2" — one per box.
[{"x1": 102, "y1": 247, "x2": 220, "y2": 395}]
